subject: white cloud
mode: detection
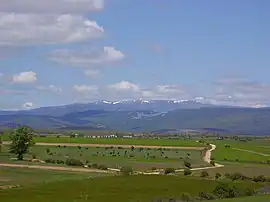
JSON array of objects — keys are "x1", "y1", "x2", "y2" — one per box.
[
  {"x1": 73, "y1": 85, "x2": 98, "y2": 94},
  {"x1": 50, "y1": 46, "x2": 125, "y2": 67},
  {"x1": 108, "y1": 81, "x2": 140, "y2": 92},
  {"x1": 84, "y1": 69, "x2": 100, "y2": 78},
  {"x1": 0, "y1": 13, "x2": 104, "y2": 46},
  {"x1": 13, "y1": 71, "x2": 37, "y2": 83},
  {"x1": 208, "y1": 77, "x2": 270, "y2": 107},
  {"x1": 0, "y1": 0, "x2": 104, "y2": 14},
  {"x1": 99, "y1": 81, "x2": 194, "y2": 101},
  {"x1": 36, "y1": 85, "x2": 62, "y2": 94},
  {"x1": 22, "y1": 102, "x2": 33, "y2": 109}
]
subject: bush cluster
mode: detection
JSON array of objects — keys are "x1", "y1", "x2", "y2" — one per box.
[{"x1": 152, "y1": 183, "x2": 256, "y2": 201}]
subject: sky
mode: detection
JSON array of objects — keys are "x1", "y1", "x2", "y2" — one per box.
[{"x1": 0, "y1": 0, "x2": 270, "y2": 109}]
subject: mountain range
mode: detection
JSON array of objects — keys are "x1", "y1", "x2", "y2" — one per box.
[{"x1": 0, "y1": 100, "x2": 270, "y2": 135}]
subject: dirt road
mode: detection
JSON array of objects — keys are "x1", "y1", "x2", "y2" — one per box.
[
  {"x1": 0, "y1": 163, "x2": 112, "y2": 173},
  {"x1": 175, "y1": 144, "x2": 224, "y2": 172},
  {"x1": 203, "y1": 144, "x2": 224, "y2": 167},
  {"x1": 3, "y1": 141, "x2": 204, "y2": 150}
]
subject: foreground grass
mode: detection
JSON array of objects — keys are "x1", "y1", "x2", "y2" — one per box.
[
  {"x1": 0, "y1": 175, "x2": 261, "y2": 202},
  {"x1": 33, "y1": 136, "x2": 203, "y2": 147},
  {"x1": 215, "y1": 194, "x2": 270, "y2": 202},
  {"x1": 0, "y1": 167, "x2": 108, "y2": 187}
]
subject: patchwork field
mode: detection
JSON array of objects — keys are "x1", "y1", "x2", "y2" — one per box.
[
  {"x1": 1, "y1": 136, "x2": 270, "y2": 202},
  {"x1": 1, "y1": 144, "x2": 207, "y2": 170}
]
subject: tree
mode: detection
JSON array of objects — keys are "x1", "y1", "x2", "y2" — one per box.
[
  {"x1": 9, "y1": 126, "x2": 35, "y2": 160},
  {"x1": 200, "y1": 171, "x2": 209, "y2": 178}
]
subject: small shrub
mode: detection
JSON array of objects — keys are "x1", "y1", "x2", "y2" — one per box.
[
  {"x1": 200, "y1": 171, "x2": 209, "y2": 178},
  {"x1": 46, "y1": 148, "x2": 50, "y2": 154},
  {"x1": 56, "y1": 159, "x2": 65, "y2": 164},
  {"x1": 57, "y1": 145, "x2": 61, "y2": 148},
  {"x1": 225, "y1": 172, "x2": 247, "y2": 181},
  {"x1": 184, "y1": 160, "x2": 191, "y2": 169},
  {"x1": 252, "y1": 175, "x2": 266, "y2": 182},
  {"x1": 45, "y1": 159, "x2": 56, "y2": 164},
  {"x1": 215, "y1": 172, "x2": 222, "y2": 180},
  {"x1": 164, "y1": 168, "x2": 175, "y2": 175},
  {"x1": 65, "y1": 158, "x2": 83, "y2": 167},
  {"x1": 184, "y1": 168, "x2": 192, "y2": 176},
  {"x1": 97, "y1": 164, "x2": 108, "y2": 170},
  {"x1": 77, "y1": 146, "x2": 81, "y2": 150},
  {"x1": 151, "y1": 167, "x2": 157, "y2": 171},
  {"x1": 198, "y1": 192, "x2": 216, "y2": 200},
  {"x1": 120, "y1": 166, "x2": 133, "y2": 176},
  {"x1": 31, "y1": 154, "x2": 37, "y2": 159}
]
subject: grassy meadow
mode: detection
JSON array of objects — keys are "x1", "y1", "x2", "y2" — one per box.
[
  {"x1": 209, "y1": 139, "x2": 270, "y2": 164},
  {"x1": 0, "y1": 167, "x2": 107, "y2": 187},
  {"x1": 0, "y1": 175, "x2": 262, "y2": 202},
  {"x1": 1, "y1": 144, "x2": 207, "y2": 170}
]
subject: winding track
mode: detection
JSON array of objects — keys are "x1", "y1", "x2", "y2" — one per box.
[{"x1": 0, "y1": 143, "x2": 223, "y2": 174}]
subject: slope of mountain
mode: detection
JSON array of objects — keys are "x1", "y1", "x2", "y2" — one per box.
[
  {"x1": 1, "y1": 106, "x2": 270, "y2": 135},
  {"x1": 0, "y1": 100, "x2": 216, "y2": 116}
]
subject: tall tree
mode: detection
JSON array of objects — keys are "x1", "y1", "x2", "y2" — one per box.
[{"x1": 9, "y1": 126, "x2": 35, "y2": 160}]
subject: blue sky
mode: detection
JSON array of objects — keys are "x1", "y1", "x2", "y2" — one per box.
[{"x1": 0, "y1": 0, "x2": 269, "y2": 109}]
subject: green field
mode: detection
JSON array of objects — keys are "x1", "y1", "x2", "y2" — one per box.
[
  {"x1": 33, "y1": 136, "x2": 203, "y2": 147},
  {"x1": 192, "y1": 163, "x2": 270, "y2": 177},
  {"x1": 0, "y1": 175, "x2": 261, "y2": 202},
  {"x1": 0, "y1": 167, "x2": 108, "y2": 187},
  {"x1": 208, "y1": 139, "x2": 270, "y2": 164},
  {"x1": 1, "y1": 144, "x2": 207, "y2": 170}
]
